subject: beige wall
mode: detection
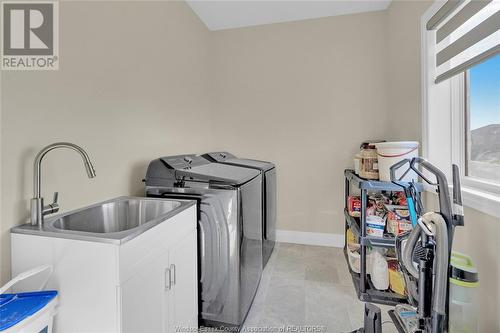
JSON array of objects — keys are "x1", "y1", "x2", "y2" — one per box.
[
  {"x1": 386, "y1": 0, "x2": 431, "y2": 141},
  {"x1": 208, "y1": 1, "x2": 433, "y2": 236},
  {"x1": 0, "y1": 1, "x2": 212, "y2": 283},
  {"x1": 210, "y1": 11, "x2": 390, "y2": 235}
]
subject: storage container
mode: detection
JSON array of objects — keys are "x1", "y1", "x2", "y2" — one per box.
[
  {"x1": 359, "y1": 144, "x2": 379, "y2": 180},
  {"x1": 370, "y1": 248, "x2": 389, "y2": 290},
  {"x1": 375, "y1": 141, "x2": 419, "y2": 181},
  {"x1": 0, "y1": 266, "x2": 58, "y2": 333},
  {"x1": 348, "y1": 196, "x2": 361, "y2": 217},
  {"x1": 354, "y1": 154, "x2": 361, "y2": 175},
  {"x1": 347, "y1": 248, "x2": 374, "y2": 274},
  {"x1": 449, "y1": 252, "x2": 479, "y2": 333}
]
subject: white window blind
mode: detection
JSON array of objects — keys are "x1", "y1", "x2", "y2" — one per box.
[{"x1": 427, "y1": 0, "x2": 500, "y2": 83}]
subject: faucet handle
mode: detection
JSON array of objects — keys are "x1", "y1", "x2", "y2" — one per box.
[
  {"x1": 42, "y1": 192, "x2": 60, "y2": 216},
  {"x1": 49, "y1": 192, "x2": 59, "y2": 214}
]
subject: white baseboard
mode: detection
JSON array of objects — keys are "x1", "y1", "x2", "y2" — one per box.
[{"x1": 275, "y1": 230, "x2": 344, "y2": 248}]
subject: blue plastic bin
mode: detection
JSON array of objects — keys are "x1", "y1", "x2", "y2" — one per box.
[{"x1": 0, "y1": 266, "x2": 58, "y2": 333}]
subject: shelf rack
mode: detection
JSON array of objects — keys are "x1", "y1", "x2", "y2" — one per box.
[{"x1": 343, "y1": 169, "x2": 423, "y2": 306}]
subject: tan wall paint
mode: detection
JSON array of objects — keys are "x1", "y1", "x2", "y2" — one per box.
[
  {"x1": 0, "y1": 1, "x2": 212, "y2": 284},
  {"x1": 208, "y1": 1, "x2": 431, "y2": 236},
  {"x1": 210, "y1": 11, "x2": 390, "y2": 235},
  {"x1": 386, "y1": 0, "x2": 431, "y2": 141}
]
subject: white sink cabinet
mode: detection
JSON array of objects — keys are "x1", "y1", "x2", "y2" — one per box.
[{"x1": 11, "y1": 202, "x2": 198, "y2": 333}]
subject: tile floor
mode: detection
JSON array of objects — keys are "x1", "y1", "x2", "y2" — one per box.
[{"x1": 241, "y1": 243, "x2": 399, "y2": 333}]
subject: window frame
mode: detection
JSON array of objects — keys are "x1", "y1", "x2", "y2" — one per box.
[
  {"x1": 453, "y1": 69, "x2": 500, "y2": 194},
  {"x1": 421, "y1": 2, "x2": 500, "y2": 218},
  {"x1": 462, "y1": 67, "x2": 500, "y2": 194}
]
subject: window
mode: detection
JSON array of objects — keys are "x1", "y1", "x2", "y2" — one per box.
[
  {"x1": 421, "y1": 1, "x2": 500, "y2": 218},
  {"x1": 465, "y1": 54, "x2": 500, "y2": 184}
]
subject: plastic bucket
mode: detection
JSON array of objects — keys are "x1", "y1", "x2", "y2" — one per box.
[{"x1": 375, "y1": 142, "x2": 419, "y2": 181}]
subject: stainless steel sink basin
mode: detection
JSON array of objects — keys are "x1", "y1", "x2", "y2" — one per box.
[
  {"x1": 52, "y1": 198, "x2": 181, "y2": 233},
  {"x1": 12, "y1": 197, "x2": 195, "y2": 244}
]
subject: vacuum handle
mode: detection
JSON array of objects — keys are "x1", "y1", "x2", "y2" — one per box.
[
  {"x1": 411, "y1": 157, "x2": 453, "y2": 224},
  {"x1": 409, "y1": 157, "x2": 441, "y2": 185},
  {"x1": 452, "y1": 165, "x2": 462, "y2": 206},
  {"x1": 389, "y1": 158, "x2": 412, "y2": 181},
  {"x1": 452, "y1": 164, "x2": 464, "y2": 226}
]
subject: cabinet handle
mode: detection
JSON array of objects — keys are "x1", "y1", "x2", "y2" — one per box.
[
  {"x1": 170, "y1": 264, "x2": 176, "y2": 287},
  {"x1": 165, "y1": 267, "x2": 171, "y2": 291}
]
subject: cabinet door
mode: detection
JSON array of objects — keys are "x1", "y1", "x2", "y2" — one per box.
[
  {"x1": 121, "y1": 250, "x2": 170, "y2": 333},
  {"x1": 168, "y1": 230, "x2": 198, "y2": 332}
]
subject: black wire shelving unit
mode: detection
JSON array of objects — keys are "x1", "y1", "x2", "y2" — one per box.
[{"x1": 343, "y1": 169, "x2": 423, "y2": 306}]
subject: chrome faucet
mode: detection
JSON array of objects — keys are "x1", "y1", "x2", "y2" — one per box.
[{"x1": 30, "y1": 142, "x2": 96, "y2": 226}]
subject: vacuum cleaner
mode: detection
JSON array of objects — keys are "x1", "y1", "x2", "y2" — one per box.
[{"x1": 355, "y1": 157, "x2": 465, "y2": 333}]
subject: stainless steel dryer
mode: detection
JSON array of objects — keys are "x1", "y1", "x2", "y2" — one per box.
[
  {"x1": 144, "y1": 155, "x2": 263, "y2": 329},
  {"x1": 203, "y1": 152, "x2": 276, "y2": 267}
]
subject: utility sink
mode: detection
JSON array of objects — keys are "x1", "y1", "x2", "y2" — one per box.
[
  {"x1": 12, "y1": 197, "x2": 195, "y2": 244},
  {"x1": 52, "y1": 198, "x2": 181, "y2": 233}
]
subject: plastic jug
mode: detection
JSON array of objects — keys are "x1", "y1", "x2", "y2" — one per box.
[
  {"x1": 359, "y1": 143, "x2": 379, "y2": 180},
  {"x1": 370, "y1": 248, "x2": 389, "y2": 290},
  {"x1": 449, "y1": 252, "x2": 479, "y2": 333}
]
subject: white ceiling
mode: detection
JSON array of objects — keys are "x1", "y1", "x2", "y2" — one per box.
[{"x1": 186, "y1": 1, "x2": 392, "y2": 31}]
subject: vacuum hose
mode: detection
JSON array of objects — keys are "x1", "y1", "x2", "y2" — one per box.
[
  {"x1": 401, "y1": 224, "x2": 420, "y2": 279},
  {"x1": 400, "y1": 212, "x2": 449, "y2": 316}
]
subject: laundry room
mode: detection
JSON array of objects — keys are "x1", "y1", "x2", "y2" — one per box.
[{"x1": 0, "y1": 1, "x2": 499, "y2": 332}]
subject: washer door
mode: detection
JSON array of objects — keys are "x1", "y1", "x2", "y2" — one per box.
[{"x1": 199, "y1": 194, "x2": 230, "y2": 316}]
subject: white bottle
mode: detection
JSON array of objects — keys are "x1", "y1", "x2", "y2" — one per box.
[{"x1": 370, "y1": 248, "x2": 389, "y2": 290}]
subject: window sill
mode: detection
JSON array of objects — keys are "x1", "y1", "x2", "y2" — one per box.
[
  {"x1": 460, "y1": 186, "x2": 500, "y2": 218},
  {"x1": 425, "y1": 184, "x2": 500, "y2": 219}
]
